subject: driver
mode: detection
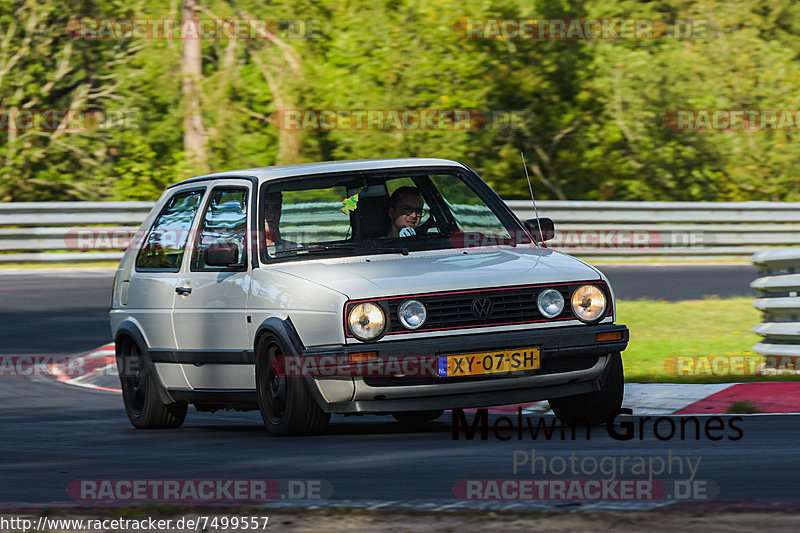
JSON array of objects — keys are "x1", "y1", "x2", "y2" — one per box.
[{"x1": 386, "y1": 186, "x2": 426, "y2": 238}]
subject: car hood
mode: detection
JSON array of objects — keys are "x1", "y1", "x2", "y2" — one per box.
[{"x1": 268, "y1": 247, "x2": 602, "y2": 300}]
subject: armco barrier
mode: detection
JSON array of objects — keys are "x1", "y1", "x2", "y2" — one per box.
[
  {"x1": 1, "y1": 200, "x2": 800, "y2": 263},
  {"x1": 751, "y1": 248, "x2": 800, "y2": 363},
  {"x1": 508, "y1": 200, "x2": 800, "y2": 261}
]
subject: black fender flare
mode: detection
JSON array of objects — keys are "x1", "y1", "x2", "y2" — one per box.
[
  {"x1": 253, "y1": 317, "x2": 331, "y2": 410},
  {"x1": 114, "y1": 320, "x2": 178, "y2": 406}
]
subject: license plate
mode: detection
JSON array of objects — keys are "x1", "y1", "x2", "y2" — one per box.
[{"x1": 437, "y1": 347, "x2": 541, "y2": 378}]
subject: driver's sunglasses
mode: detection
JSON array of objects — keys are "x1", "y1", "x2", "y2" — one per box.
[{"x1": 398, "y1": 205, "x2": 427, "y2": 216}]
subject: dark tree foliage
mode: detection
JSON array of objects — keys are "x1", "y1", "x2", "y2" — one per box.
[{"x1": 0, "y1": 0, "x2": 797, "y2": 201}]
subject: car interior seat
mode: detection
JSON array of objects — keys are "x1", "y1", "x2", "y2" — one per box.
[{"x1": 353, "y1": 191, "x2": 390, "y2": 240}]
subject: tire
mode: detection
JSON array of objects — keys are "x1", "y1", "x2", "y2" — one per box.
[
  {"x1": 392, "y1": 410, "x2": 444, "y2": 424},
  {"x1": 255, "y1": 335, "x2": 330, "y2": 436},
  {"x1": 117, "y1": 339, "x2": 187, "y2": 429},
  {"x1": 549, "y1": 352, "x2": 624, "y2": 426}
]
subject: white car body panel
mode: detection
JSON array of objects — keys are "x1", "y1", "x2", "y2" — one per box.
[{"x1": 109, "y1": 158, "x2": 628, "y2": 422}]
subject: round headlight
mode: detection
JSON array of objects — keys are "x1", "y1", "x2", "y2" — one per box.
[
  {"x1": 347, "y1": 302, "x2": 386, "y2": 341},
  {"x1": 571, "y1": 285, "x2": 607, "y2": 323},
  {"x1": 537, "y1": 289, "x2": 565, "y2": 318},
  {"x1": 398, "y1": 299, "x2": 427, "y2": 330}
]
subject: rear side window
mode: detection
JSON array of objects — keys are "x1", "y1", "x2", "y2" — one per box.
[
  {"x1": 136, "y1": 189, "x2": 204, "y2": 271},
  {"x1": 191, "y1": 187, "x2": 248, "y2": 271}
]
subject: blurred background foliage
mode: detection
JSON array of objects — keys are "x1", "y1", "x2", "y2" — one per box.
[{"x1": 0, "y1": 0, "x2": 798, "y2": 201}]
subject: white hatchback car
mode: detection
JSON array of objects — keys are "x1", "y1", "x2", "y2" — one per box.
[{"x1": 110, "y1": 158, "x2": 628, "y2": 435}]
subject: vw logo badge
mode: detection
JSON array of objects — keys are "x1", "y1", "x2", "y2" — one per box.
[{"x1": 471, "y1": 297, "x2": 494, "y2": 319}]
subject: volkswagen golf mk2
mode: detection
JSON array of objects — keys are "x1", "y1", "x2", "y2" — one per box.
[{"x1": 110, "y1": 158, "x2": 629, "y2": 435}]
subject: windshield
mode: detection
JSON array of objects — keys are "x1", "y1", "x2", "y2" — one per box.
[{"x1": 258, "y1": 167, "x2": 531, "y2": 263}]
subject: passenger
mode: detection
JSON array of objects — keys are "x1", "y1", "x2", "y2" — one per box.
[
  {"x1": 263, "y1": 192, "x2": 297, "y2": 251},
  {"x1": 386, "y1": 186, "x2": 426, "y2": 238}
]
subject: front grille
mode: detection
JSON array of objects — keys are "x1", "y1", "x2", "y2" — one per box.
[
  {"x1": 385, "y1": 282, "x2": 599, "y2": 334},
  {"x1": 362, "y1": 354, "x2": 599, "y2": 387}
]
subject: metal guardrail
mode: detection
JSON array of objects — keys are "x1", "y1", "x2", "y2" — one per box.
[
  {"x1": 509, "y1": 200, "x2": 800, "y2": 261},
  {"x1": 0, "y1": 202, "x2": 152, "y2": 263},
  {"x1": 1, "y1": 200, "x2": 800, "y2": 263},
  {"x1": 751, "y1": 248, "x2": 800, "y2": 365}
]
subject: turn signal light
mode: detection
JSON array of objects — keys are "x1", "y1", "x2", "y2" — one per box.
[
  {"x1": 595, "y1": 331, "x2": 623, "y2": 342},
  {"x1": 349, "y1": 352, "x2": 378, "y2": 363}
]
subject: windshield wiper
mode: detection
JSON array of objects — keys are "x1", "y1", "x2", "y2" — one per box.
[
  {"x1": 273, "y1": 242, "x2": 409, "y2": 257},
  {"x1": 273, "y1": 243, "x2": 360, "y2": 256}
]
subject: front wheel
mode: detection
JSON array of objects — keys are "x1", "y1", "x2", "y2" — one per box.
[
  {"x1": 549, "y1": 352, "x2": 624, "y2": 426},
  {"x1": 117, "y1": 340, "x2": 187, "y2": 429},
  {"x1": 255, "y1": 335, "x2": 330, "y2": 436}
]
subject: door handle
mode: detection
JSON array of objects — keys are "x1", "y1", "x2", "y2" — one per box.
[{"x1": 175, "y1": 287, "x2": 192, "y2": 295}]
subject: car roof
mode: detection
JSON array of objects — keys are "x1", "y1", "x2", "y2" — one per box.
[{"x1": 168, "y1": 158, "x2": 468, "y2": 188}]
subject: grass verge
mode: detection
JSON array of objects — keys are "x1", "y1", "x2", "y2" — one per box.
[{"x1": 618, "y1": 297, "x2": 799, "y2": 383}]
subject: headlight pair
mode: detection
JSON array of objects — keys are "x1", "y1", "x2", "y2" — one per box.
[
  {"x1": 347, "y1": 299, "x2": 427, "y2": 341},
  {"x1": 348, "y1": 284, "x2": 607, "y2": 341},
  {"x1": 537, "y1": 284, "x2": 607, "y2": 323}
]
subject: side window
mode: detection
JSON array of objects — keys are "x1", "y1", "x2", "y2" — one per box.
[
  {"x1": 191, "y1": 187, "x2": 248, "y2": 271},
  {"x1": 136, "y1": 189, "x2": 204, "y2": 271}
]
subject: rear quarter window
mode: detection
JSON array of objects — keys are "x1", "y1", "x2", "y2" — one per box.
[{"x1": 136, "y1": 188, "x2": 204, "y2": 271}]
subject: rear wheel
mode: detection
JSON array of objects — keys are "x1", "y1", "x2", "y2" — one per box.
[
  {"x1": 392, "y1": 410, "x2": 444, "y2": 424},
  {"x1": 549, "y1": 352, "x2": 624, "y2": 426},
  {"x1": 255, "y1": 335, "x2": 330, "y2": 436},
  {"x1": 117, "y1": 339, "x2": 187, "y2": 429}
]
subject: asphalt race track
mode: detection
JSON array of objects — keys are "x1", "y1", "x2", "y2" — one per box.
[
  {"x1": 3, "y1": 263, "x2": 794, "y2": 509},
  {"x1": 1, "y1": 376, "x2": 800, "y2": 507}
]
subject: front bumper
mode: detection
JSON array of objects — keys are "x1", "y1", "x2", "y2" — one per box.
[{"x1": 303, "y1": 323, "x2": 629, "y2": 413}]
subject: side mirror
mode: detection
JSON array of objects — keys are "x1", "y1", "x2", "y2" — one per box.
[
  {"x1": 523, "y1": 218, "x2": 555, "y2": 243},
  {"x1": 205, "y1": 244, "x2": 242, "y2": 267}
]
